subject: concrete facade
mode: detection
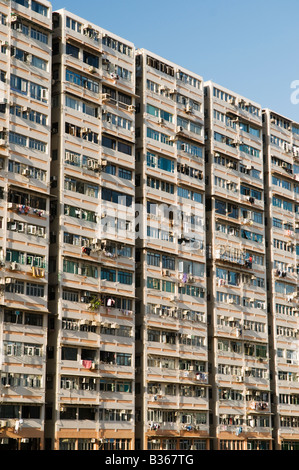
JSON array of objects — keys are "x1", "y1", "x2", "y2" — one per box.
[{"x1": 0, "y1": 0, "x2": 298, "y2": 451}]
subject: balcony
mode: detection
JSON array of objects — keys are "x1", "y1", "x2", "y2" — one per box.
[
  {"x1": 7, "y1": 202, "x2": 47, "y2": 219},
  {"x1": 214, "y1": 246, "x2": 253, "y2": 269},
  {"x1": 217, "y1": 424, "x2": 271, "y2": 435},
  {"x1": 247, "y1": 401, "x2": 270, "y2": 412}
]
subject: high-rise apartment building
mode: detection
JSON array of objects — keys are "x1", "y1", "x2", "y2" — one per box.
[
  {"x1": 44, "y1": 9, "x2": 136, "y2": 451},
  {"x1": 263, "y1": 109, "x2": 299, "y2": 451},
  {"x1": 0, "y1": 0, "x2": 298, "y2": 452},
  {"x1": 204, "y1": 82, "x2": 271, "y2": 450},
  {"x1": 0, "y1": 0, "x2": 52, "y2": 451},
  {"x1": 134, "y1": 49, "x2": 208, "y2": 451}
]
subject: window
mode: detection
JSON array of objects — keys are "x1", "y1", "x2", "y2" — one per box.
[
  {"x1": 31, "y1": 1, "x2": 48, "y2": 17},
  {"x1": 162, "y1": 255, "x2": 175, "y2": 270},
  {"x1": 147, "y1": 127, "x2": 173, "y2": 147},
  {"x1": 102, "y1": 188, "x2": 132, "y2": 207},
  {"x1": 66, "y1": 43, "x2": 79, "y2": 58},
  {"x1": 5, "y1": 280, "x2": 24, "y2": 294},
  {"x1": 119, "y1": 168, "x2": 132, "y2": 180},
  {"x1": 116, "y1": 353, "x2": 131, "y2": 366},
  {"x1": 63, "y1": 259, "x2": 79, "y2": 275},
  {"x1": 66, "y1": 69, "x2": 99, "y2": 93},
  {"x1": 239, "y1": 143, "x2": 260, "y2": 158},
  {"x1": 117, "y1": 271, "x2": 133, "y2": 285},
  {"x1": 147, "y1": 152, "x2": 174, "y2": 173},
  {"x1": 147, "y1": 277, "x2": 160, "y2": 290},
  {"x1": 31, "y1": 27, "x2": 48, "y2": 44},
  {"x1": 29, "y1": 137, "x2": 47, "y2": 152},
  {"x1": 62, "y1": 347, "x2": 77, "y2": 361},
  {"x1": 178, "y1": 187, "x2": 203, "y2": 203},
  {"x1": 66, "y1": 16, "x2": 83, "y2": 33},
  {"x1": 30, "y1": 82, "x2": 48, "y2": 103},
  {"x1": 10, "y1": 74, "x2": 28, "y2": 94},
  {"x1": 83, "y1": 51, "x2": 99, "y2": 68},
  {"x1": 102, "y1": 35, "x2": 132, "y2": 57},
  {"x1": 146, "y1": 55, "x2": 174, "y2": 77},
  {"x1": 162, "y1": 280, "x2": 175, "y2": 293},
  {"x1": 31, "y1": 55, "x2": 47, "y2": 71},
  {"x1": 26, "y1": 283, "x2": 44, "y2": 297},
  {"x1": 147, "y1": 252, "x2": 160, "y2": 267},
  {"x1": 9, "y1": 132, "x2": 27, "y2": 147},
  {"x1": 101, "y1": 268, "x2": 116, "y2": 282}
]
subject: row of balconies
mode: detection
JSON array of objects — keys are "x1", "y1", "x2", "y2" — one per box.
[
  {"x1": 148, "y1": 422, "x2": 209, "y2": 434},
  {"x1": 145, "y1": 367, "x2": 208, "y2": 384},
  {"x1": 210, "y1": 93, "x2": 262, "y2": 127},
  {"x1": 216, "y1": 373, "x2": 269, "y2": 386},
  {"x1": 216, "y1": 424, "x2": 272, "y2": 435}
]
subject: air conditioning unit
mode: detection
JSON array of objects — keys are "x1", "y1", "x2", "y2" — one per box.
[
  {"x1": 158, "y1": 117, "x2": 164, "y2": 124},
  {"x1": 100, "y1": 93, "x2": 110, "y2": 102},
  {"x1": 69, "y1": 126, "x2": 76, "y2": 136},
  {"x1": 10, "y1": 262, "x2": 18, "y2": 271},
  {"x1": 87, "y1": 159, "x2": 95, "y2": 169},
  {"x1": 27, "y1": 226, "x2": 36, "y2": 235},
  {"x1": 22, "y1": 168, "x2": 30, "y2": 177},
  {"x1": 163, "y1": 269, "x2": 170, "y2": 276},
  {"x1": 10, "y1": 14, "x2": 18, "y2": 23},
  {"x1": 177, "y1": 126, "x2": 184, "y2": 133},
  {"x1": 25, "y1": 53, "x2": 32, "y2": 63},
  {"x1": 37, "y1": 227, "x2": 45, "y2": 237},
  {"x1": 110, "y1": 72, "x2": 119, "y2": 80},
  {"x1": 83, "y1": 23, "x2": 92, "y2": 30},
  {"x1": 89, "y1": 66, "x2": 96, "y2": 74}
]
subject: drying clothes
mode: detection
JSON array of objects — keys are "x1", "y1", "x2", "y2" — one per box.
[
  {"x1": 106, "y1": 298, "x2": 115, "y2": 307},
  {"x1": 82, "y1": 360, "x2": 92, "y2": 369},
  {"x1": 33, "y1": 209, "x2": 43, "y2": 217},
  {"x1": 14, "y1": 419, "x2": 23, "y2": 433},
  {"x1": 32, "y1": 267, "x2": 45, "y2": 278},
  {"x1": 150, "y1": 423, "x2": 160, "y2": 430},
  {"x1": 18, "y1": 205, "x2": 30, "y2": 214}
]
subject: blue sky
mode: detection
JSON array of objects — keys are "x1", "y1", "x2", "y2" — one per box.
[{"x1": 51, "y1": 0, "x2": 299, "y2": 121}]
